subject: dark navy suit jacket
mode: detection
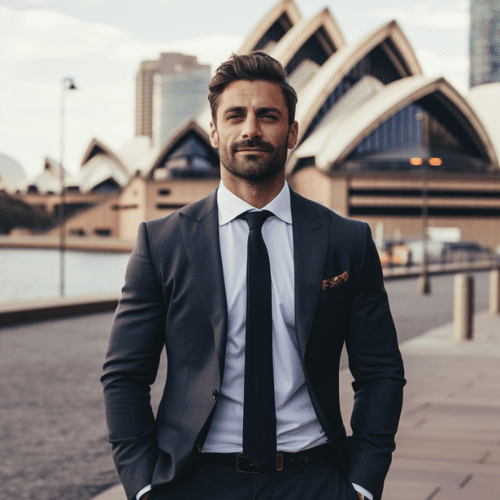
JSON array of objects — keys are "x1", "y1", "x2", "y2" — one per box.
[{"x1": 101, "y1": 188, "x2": 405, "y2": 500}]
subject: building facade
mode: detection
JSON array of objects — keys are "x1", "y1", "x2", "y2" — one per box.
[
  {"x1": 135, "y1": 53, "x2": 210, "y2": 146},
  {"x1": 470, "y1": 0, "x2": 500, "y2": 87},
  {"x1": 135, "y1": 60, "x2": 159, "y2": 138},
  {"x1": 151, "y1": 53, "x2": 210, "y2": 147}
]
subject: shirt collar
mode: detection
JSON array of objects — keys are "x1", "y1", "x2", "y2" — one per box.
[{"x1": 217, "y1": 180, "x2": 292, "y2": 226}]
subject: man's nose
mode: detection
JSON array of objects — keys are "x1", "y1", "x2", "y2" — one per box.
[{"x1": 241, "y1": 115, "x2": 261, "y2": 140}]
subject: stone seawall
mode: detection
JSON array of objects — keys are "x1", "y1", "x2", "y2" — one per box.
[
  {"x1": 0, "y1": 293, "x2": 120, "y2": 326},
  {"x1": 0, "y1": 235, "x2": 135, "y2": 253}
]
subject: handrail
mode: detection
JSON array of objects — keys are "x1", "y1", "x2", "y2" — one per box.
[
  {"x1": 383, "y1": 260, "x2": 499, "y2": 280},
  {"x1": 0, "y1": 261, "x2": 498, "y2": 327}
]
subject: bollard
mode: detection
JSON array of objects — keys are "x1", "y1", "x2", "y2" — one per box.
[
  {"x1": 418, "y1": 273, "x2": 431, "y2": 295},
  {"x1": 454, "y1": 274, "x2": 474, "y2": 341},
  {"x1": 490, "y1": 267, "x2": 500, "y2": 315}
]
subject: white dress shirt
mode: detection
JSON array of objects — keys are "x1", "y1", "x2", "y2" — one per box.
[
  {"x1": 203, "y1": 180, "x2": 327, "y2": 452},
  {"x1": 136, "y1": 181, "x2": 372, "y2": 500}
]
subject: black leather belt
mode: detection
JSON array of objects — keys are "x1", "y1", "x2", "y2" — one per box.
[{"x1": 198, "y1": 443, "x2": 333, "y2": 474}]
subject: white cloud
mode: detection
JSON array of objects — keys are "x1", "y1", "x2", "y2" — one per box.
[
  {"x1": 0, "y1": 77, "x2": 134, "y2": 175},
  {"x1": 375, "y1": 6, "x2": 468, "y2": 30},
  {"x1": 416, "y1": 49, "x2": 469, "y2": 93},
  {"x1": 109, "y1": 35, "x2": 243, "y2": 73},
  {"x1": 0, "y1": 4, "x2": 243, "y2": 177},
  {"x1": 3, "y1": 1, "x2": 471, "y2": 179},
  {"x1": 0, "y1": 5, "x2": 131, "y2": 60},
  {"x1": 0, "y1": 5, "x2": 134, "y2": 175}
]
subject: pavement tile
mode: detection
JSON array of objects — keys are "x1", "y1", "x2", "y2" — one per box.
[
  {"x1": 385, "y1": 312, "x2": 500, "y2": 499},
  {"x1": 382, "y1": 480, "x2": 438, "y2": 500},
  {"x1": 340, "y1": 311, "x2": 500, "y2": 500},
  {"x1": 92, "y1": 484, "x2": 125, "y2": 500}
]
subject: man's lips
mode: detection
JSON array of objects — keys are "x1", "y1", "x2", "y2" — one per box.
[
  {"x1": 231, "y1": 140, "x2": 274, "y2": 154},
  {"x1": 236, "y1": 148, "x2": 267, "y2": 152}
]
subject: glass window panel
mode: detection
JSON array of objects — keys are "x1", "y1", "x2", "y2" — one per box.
[
  {"x1": 301, "y1": 43, "x2": 405, "y2": 142},
  {"x1": 253, "y1": 14, "x2": 291, "y2": 51}
]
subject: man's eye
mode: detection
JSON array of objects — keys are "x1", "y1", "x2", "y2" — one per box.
[
  {"x1": 262, "y1": 114, "x2": 278, "y2": 121},
  {"x1": 227, "y1": 114, "x2": 243, "y2": 120}
]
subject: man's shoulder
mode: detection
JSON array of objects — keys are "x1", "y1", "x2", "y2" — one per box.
[{"x1": 290, "y1": 188, "x2": 365, "y2": 231}]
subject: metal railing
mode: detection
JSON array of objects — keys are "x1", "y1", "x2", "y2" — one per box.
[
  {"x1": 383, "y1": 259, "x2": 499, "y2": 281},
  {"x1": 382, "y1": 261, "x2": 500, "y2": 340}
]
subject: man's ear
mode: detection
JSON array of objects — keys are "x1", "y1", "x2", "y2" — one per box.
[
  {"x1": 210, "y1": 121, "x2": 219, "y2": 149},
  {"x1": 287, "y1": 121, "x2": 299, "y2": 150}
]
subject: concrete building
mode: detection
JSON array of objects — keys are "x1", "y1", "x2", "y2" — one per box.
[
  {"x1": 0, "y1": 153, "x2": 27, "y2": 193},
  {"x1": 151, "y1": 53, "x2": 211, "y2": 147},
  {"x1": 470, "y1": 0, "x2": 500, "y2": 87},
  {"x1": 135, "y1": 60, "x2": 159, "y2": 139},
  {"x1": 15, "y1": 136, "x2": 158, "y2": 233},
  {"x1": 135, "y1": 53, "x2": 210, "y2": 147}
]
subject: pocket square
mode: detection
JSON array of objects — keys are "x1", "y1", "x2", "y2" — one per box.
[{"x1": 321, "y1": 271, "x2": 348, "y2": 290}]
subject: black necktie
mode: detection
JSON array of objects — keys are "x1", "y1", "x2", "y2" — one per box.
[{"x1": 239, "y1": 210, "x2": 276, "y2": 470}]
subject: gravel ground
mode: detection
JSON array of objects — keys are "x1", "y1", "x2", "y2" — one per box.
[
  {"x1": 0, "y1": 271, "x2": 490, "y2": 500},
  {"x1": 0, "y1": 312, "x2": 167, "y2": 500}
]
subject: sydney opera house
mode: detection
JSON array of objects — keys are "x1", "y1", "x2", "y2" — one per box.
[{"x1": 2, "y1": 0, "x2": 500, "y2": 250}]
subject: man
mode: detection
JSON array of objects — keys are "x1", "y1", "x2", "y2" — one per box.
[{"x1": 102, "y1": 51, "x2": 405, "y2": 500}]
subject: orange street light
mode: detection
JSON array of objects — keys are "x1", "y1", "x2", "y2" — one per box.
[
  {"x1": 429, "y1": 157, "x2": 442, "y2": 166},
  {"x1": 410, "y1": 157, "x2": 423, "y2": 166}
]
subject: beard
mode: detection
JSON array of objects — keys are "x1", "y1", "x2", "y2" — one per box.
[{"x1": 219, "y1": 137, "x2": 288, "y2": 181}]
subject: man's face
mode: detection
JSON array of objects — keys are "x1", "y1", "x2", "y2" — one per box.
[{"x1": 210, "y1": 80, "x2": 298, "y2": 182}]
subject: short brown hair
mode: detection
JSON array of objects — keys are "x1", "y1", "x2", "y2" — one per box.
[{"x1": 208, "y1": 51, "x2": 298, "y2": 126}]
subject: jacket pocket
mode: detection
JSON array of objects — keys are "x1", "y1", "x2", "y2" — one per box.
[{"x1": 156, "y1": 418, "x2": 183, "y2": 453}]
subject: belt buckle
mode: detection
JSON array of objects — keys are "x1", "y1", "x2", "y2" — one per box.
[
  {"x1": 236, "y1": 454, "x2": 260, "y2": 474},
  {"x1": 276, "y1": 452, "x2": 284, "y2": 471}
]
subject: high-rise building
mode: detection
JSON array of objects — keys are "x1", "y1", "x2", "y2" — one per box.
[
  {"x1": 152, "y1": 53, "x2": 211, "y2": 147},
  {"x1": 470, "y1": 0, "x2": 500, "y2": 87},
  {"x1": 135, "y1": 60, "x2": 159, "y2": 138},
  {"x1": 135, "y1": 53, "x2": 211, "y2": 146}
]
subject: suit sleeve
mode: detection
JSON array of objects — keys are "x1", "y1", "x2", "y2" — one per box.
[
  {"x1": 101, "y1": 222, "x2": 166, "y2": 500},
  {"x1": 345, "y1": 223, "x2": 406, "y2": 500}
]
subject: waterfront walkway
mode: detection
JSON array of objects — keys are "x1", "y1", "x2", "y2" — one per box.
[
  {"x1": 94, "y1": 310, "x2": 500, "y2": 500},
  {"x1": 0, "y1": 234, "x2": 134, "y2": 253}
]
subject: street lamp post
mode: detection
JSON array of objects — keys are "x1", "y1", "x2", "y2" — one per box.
[
  {"x1": 419, "y1": 160, "x2": 431, "y2": 295},
  {"x1": 59, "y1": 77, "x2": 77, "y2": 297},
  {"x1": 415, "y1": 110, "x2": 431, "y2": 295}
]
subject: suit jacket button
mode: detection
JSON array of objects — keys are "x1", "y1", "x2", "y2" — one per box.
[
  {"x1": 195, "y1": 443, "x2": 202, "y2": 453},
  {"x1": 212, "y1": 389, "x2": 219, "y2": 400}
]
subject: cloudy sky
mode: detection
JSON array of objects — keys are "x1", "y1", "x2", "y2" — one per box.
[{"x1": 0, "y1": 0, "x2": 469, "y2": 178}]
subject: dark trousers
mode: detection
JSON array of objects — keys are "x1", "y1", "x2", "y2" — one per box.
[{"x1": 149, "y1": 459, "x2": 360, "y2": 500}]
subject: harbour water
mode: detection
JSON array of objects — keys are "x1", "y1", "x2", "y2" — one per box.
[{"x1": 0, "y1": 248, "x2": 131, "y2": 303}]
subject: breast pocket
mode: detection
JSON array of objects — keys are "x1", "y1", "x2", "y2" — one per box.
[{"x1": 318, "y1": 281, "x2": 349, "y2": 305}]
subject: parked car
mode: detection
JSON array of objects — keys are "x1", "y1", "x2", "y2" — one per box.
[
  {"x1": 441, "y1": 241, "x2": 493, "y2": 263},
  {"x1": 379, "y1": 239, "x2": 497, "y2": 268},
  {"x1": 403, "y1": 240, "x2": 444, "y2": 266},
  {"x1": 378, "y1": 241, "x2": 412, "y2": 268}
]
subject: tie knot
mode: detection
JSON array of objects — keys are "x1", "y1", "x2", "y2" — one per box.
[{"x1": 239, "y1": 210, "x2": 274, "y2": 230}]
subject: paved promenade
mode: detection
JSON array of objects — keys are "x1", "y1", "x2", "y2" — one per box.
[
  {"x1": 374, "y1": 310, "x2": 500, "y2": 500},
  {"x1": 94, "y1": 310, "x2": 500, "y2": 500}
]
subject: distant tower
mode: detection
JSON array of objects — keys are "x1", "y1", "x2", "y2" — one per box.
[
  {"x1": 135, "y1": 53, "x2": 211, "y2": 146},
  {"x1": 135, "y1": 59, "x2": 159, "y2": 138},
  {"x1": 152, "y1": 53, "x2": 211, "y2": 147},
  {"x1": 470, "y1": 0, "x2": 500, "y2": 87}
]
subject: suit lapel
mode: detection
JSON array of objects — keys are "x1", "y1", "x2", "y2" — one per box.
[
  {"x1": 291, "y1": 191, "x2": 329, "y2": 358},
  {"x1": 178, "y1": 188, "x2": 329, "y2": 372},
  {"x1": 179, "y1": 190, "x2": 228, "y2": 377}
]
